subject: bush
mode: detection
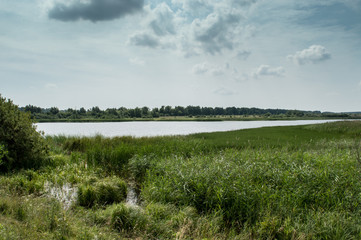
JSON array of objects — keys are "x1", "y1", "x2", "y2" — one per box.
[
  {"x1": 77, "y1": 177, "x2": 128, "y2": 208},
  {"x1": 0, "y1": 95, "x2": 48, "y2": 171},
  {"x1": 111, "y1": 203, "x2": 147, "y2": 233}
]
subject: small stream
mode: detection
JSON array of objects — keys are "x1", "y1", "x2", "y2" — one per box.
[
  {"x1": 126, "y1": 184, "x2": 139, "y2": 207},
  {"x1": 44, "y1": 182, "x2": 139, "y2": 209},
  {"x1": 44, "y1": 182, "x2": 78, "y2": 210}
]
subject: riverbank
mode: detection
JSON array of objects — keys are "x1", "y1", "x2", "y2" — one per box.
[{"x1": 1, "y1": 121, "x2": 361, "y2": 239}]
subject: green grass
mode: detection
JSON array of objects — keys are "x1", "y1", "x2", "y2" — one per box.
[{"x1": 1, "y1": 121, "x2": 361, "y2": 239}]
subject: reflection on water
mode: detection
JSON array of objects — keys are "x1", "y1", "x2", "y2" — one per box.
[{"x1": 36, "y1": 120, "x2": 341, "y2": 138}]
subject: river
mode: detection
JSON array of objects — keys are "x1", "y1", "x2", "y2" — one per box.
[{"x1": 35, "y1": 120, "x2": 341, "y2": 137}]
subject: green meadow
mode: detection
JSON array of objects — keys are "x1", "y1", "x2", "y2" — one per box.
[{"x1": 1, "y1": 121, "x2": 361, "y2": 239}]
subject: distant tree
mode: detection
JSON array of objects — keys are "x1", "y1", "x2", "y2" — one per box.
[
  {"x1": 106, "y1": 108, "x2": 119, "y2": 118},
  {"x1": 186, "y1": 106, "x2": 201, "y2": 116},
  {"x1": 159, "y1": 106, "x2": 165, "y2": 116},
  {"x1": 134, "y1": 107, "x2": 142, "y2": 118},
  {"x1": 79, "y1": 107, "x2": 86, "y2": 115},
  {"x1": 24, "y1": 105, "x2": 42, "y2": 114},
  {"x1": 151, "y1": 108, "x2": 160, "y2": 118},
  {"x1": 67, "y1": 108, "x2": 75, "y2": 114},
  {"x1": 164, "y1": 106, "x2": 172, "y2": 116},
  {"x1": 201, "y1": 107, "x2": 214, "y2": 116},
  {"x1": 265, "y1": 112, "x2": 271, "y2": 117},
  {"x1": 214, "y1": 107, "x2": 225, "y2": 116},
  {"x1": 226, "y1": 107, "x2": 238, "y2": 115},
  {"x1": 90, "y1": 106, "x2": 102, "y2": 117},
  {"x1": 50, "y1": 107, "x2": 59, "y2": 115},
  {"x1": 174, "y1": 106, "x2": 186, "y2": 116},
  {"x1": 128, "y1": 109, "x2": 135, "y2": 118},
  {"x1": 118, "y1": 107, "x2": 129, "y2": 118},
  {"x1": 141, "y1": 107, "x2": 149, "y2": 118}
]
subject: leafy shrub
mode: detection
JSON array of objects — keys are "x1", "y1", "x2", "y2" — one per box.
[
  {"x1": 77, "y1": 177, "x2": 127, "y2": 208},
  {"x1": 0, "y1": 95, "x2": 48, "y2": 171}
]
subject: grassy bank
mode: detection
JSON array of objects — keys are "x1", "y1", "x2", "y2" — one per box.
[{"x1": 1, "y1": 121, "x2": 361, "y2": 239}]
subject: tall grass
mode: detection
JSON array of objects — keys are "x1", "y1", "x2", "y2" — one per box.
[{"x1": 3, "y1": 120, "x2": 360, "y2": 239}]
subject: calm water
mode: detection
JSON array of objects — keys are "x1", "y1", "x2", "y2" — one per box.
[{"x1": 35, "y1": 120, "x2": 340, "y2": 137}]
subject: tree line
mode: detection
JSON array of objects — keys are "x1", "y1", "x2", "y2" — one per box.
[{"x1": 19, "y1": 105, "x2": 355, "y2": 121}]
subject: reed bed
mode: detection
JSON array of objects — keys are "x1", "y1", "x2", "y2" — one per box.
[{"x1": 0, "y1": 121, "x2": 361, "y2": 239}]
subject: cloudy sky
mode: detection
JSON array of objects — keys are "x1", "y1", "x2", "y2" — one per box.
[{"x1": 1, "y1": 0, "x2": 361, "y2": 112}]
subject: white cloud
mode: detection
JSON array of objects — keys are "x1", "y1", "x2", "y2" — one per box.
[
  {"x1": 172, "y1": 0, "x2": 213, "y2": 17},
  {"x1": 128, "y1": 32, "x2": 160, "y2": 48},
  {"x1": 191, "y1": 10, "x2": 244, "y2": 55},
  {"x1": 192, "y1": 62, "x2": 209, "y2": 75},
  {"x1": 236, "y1": 50, "x2": 251, "y2": 60},
  {"x1": 192, "y1": 62, "x2": 225, "y2": 76},
  {"x1": 287, "y1": 45, "x2": 331, "y2": 65},
  {"x1": 252, "y1": 65, "x2": 285, "y2": 78},
  {"x1": 45, "y1": 83, "x2": 58, "y2": 89},
  {"x1": 129, "y1": 57, "x2": 145, "y2": 66},
  {"x1": 213, "y1": 87, "x2": 237, "y2": 96},
  {"x1": 125, "y1": 1, "x2": 254, "y2": 57},
  {"x1": 149, "y1": 3, "x2": 176, "y2": 36}
]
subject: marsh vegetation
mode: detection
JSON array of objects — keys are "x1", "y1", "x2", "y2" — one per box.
[
  {"x1": 2, "y1": 95, "x2": 361, "y2": 239},
  {"x1": 1, "y1": 118, "x2": 361, "y2": 238}
]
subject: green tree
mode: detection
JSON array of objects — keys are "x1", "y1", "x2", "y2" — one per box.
[
  {"x1": 134, "y1": 107, "x2": 142, "y2": 118},
  {"x1": 79, "y1": 107, "x2": 86, "y2": 115},
  {"x1": 0, "y1": 95, "x2": 48, "y2": 171},
  {"x1": 24, "y1": 105, "x2": 42, "y2": 114},
  {"x1": 151, "y1": 108, "x2": 160, "y2": 118},
  {"x1": 49, "y1": 107, "x2": 59, "y2": 115},
  {"x1": 0, "y1": 144, "x2": 7, "y2": 166},
  {"x1": 141, "y1": 107, "x2": 149, "y2": 118}
]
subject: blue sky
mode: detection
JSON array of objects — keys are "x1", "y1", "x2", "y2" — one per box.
[{"x1": 1, "y1": 0, "x2": 361, "y2": 112}]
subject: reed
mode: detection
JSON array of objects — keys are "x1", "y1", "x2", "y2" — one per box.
[{"x1": 1, "y1": 121, "x2": 361, "y2": 239}]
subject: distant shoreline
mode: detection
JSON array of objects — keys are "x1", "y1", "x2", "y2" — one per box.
[{"x1": 34, "y1": 116, "x2": 354, "y2": 123}]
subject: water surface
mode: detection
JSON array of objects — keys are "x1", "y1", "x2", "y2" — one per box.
[{"x1": 36, "y1": 120, "x2": 340, "y2": 137}]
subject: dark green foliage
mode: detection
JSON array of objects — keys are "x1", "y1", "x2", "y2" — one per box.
[
  {"x1": 0, "y1": 95, "x2": 48, "y2": 171},
  {"x1": 77, "y1": 177, "x2": 127, "y2": 208},
  {"x1": 21, "y1": 102, "x2": 360, "y2": 122},
  {"x1": 0, "y1": 144, "x2": 7, "y2": 166}
]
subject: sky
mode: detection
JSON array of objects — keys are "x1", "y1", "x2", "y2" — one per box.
[{"x1": 1, "y1": 0, "x2": 361, "y2": 112}]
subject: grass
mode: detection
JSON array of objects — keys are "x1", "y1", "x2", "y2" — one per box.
[{"x1": 0, "y1": 120, "x2": 361, "y2": 239}]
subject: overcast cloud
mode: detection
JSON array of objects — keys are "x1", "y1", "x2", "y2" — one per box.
[
  {"x1": 1, "y1": 0, "x2": 361, "y2": 112},
  {"x1": 48, "y1": 0, "x2": 144, "y2": 22}
]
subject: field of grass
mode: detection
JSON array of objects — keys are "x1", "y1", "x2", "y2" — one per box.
[{"x1": 1, "y1": 121, "x2": 361, "y2": 239}]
